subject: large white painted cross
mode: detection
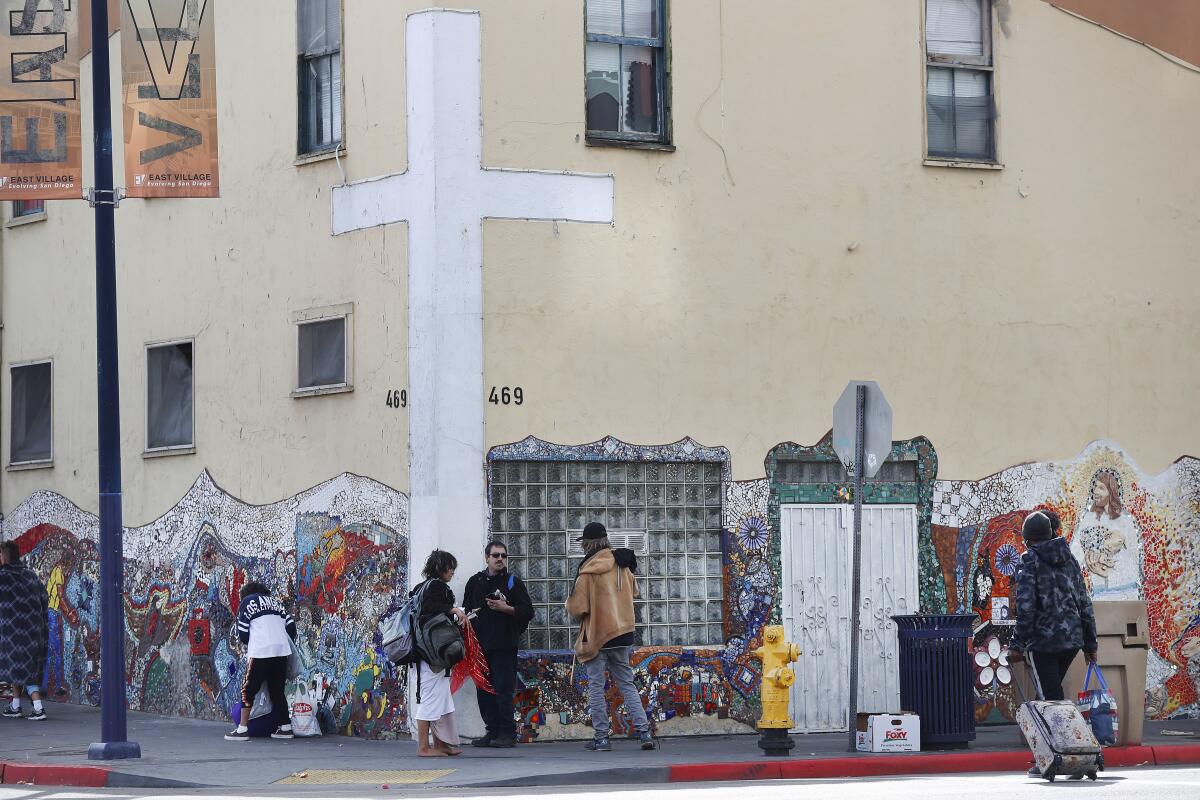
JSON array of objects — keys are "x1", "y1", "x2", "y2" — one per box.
[{"x1": 331, "y1": 9, "x2": 614, "y2": 573}]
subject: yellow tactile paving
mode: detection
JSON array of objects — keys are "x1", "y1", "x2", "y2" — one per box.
[{"x1": 274, "y1": 768, "x2": 455, "y2": 785}]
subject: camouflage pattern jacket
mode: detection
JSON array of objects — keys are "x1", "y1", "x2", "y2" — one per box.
[{"x1": 1010, "y1": 536, "x2": 1098, "y2": 655}]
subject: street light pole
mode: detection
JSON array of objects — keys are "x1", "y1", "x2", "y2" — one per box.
[{"x1": 86, "y1": 0, "x2": 140, "y2": 761}]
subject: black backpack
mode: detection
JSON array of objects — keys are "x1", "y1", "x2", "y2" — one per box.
[{"x1": 413, "y1": 582, "x2": 465, "y2": 672}]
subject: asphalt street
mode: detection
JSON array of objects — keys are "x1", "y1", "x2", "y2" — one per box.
[{"x1": 1, "y1": 768, "x2": 1199, "y2": 800}]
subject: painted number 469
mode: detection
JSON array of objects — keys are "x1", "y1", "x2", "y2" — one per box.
[
  {"x1": 386, "y1": 389, "x2": 407, "y2": 408},
  {"x1": 489, "y1": 386, "x2": 523, "y2": 406}
]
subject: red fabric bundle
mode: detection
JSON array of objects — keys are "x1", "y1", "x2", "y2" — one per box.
[{"x1": 451, "y1": 621, "x2": 494, "y2": 695}]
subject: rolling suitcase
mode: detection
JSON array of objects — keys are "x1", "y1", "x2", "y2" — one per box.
[{"x1": 1014, "y1": 653, "x2": 1104, "y2": 781}]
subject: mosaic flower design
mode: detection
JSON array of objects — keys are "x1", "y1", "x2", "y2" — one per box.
[
  {"x1": 994, "y1": 544, "x2": 1020, "y2": 577},
  {"x1": 735, "y1": 515, "x2": 769, "y2": 552},
  {"x1": 974, "y1": 636, "x2": 1012, "y2": 687}
]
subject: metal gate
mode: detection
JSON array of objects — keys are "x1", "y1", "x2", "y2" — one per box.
[{"x1": 780, "y1": 504, "x2": 919, "y2": 733}]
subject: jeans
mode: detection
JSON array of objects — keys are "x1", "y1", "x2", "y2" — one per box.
[
  {"x1": 1030, "y1": 649, "x2": 1079, "y2": 701},
  {"x1": 583, "y1": 646, "x2": 649, "y2": 739},
  {"x1": 477, "y1": 648, "x2": 518, "y2": 738}
]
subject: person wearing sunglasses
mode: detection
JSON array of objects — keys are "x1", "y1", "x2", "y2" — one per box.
[{"x1": 463, "y1": 540, "x2": 533, "y2": 749}]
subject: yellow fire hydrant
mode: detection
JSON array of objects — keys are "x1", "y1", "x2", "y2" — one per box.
[{"x1": 752, "y1": 624, "x2": 801, "y2": 756}]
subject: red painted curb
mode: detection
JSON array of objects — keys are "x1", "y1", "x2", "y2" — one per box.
[
  {"x1": 1151, "y1": 744, "x2": 1200, "y2": 765},
  {"x1": 668, "y1": 744, "x2": 1200, "y2": 784},
  {"x1": 0, "y1": 762, "x2": 110, "y2": 788},
  {"x1": 1102, "y1": 746, "x2": 1156, "y2": 767}
]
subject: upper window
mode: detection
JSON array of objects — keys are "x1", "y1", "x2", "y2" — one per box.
[
  {"x1": 298, "y1": 0, "x2": 343, "y2": 155},
  {"x1": 490, "y1": 460, "x2": 724, "y2": 650},
  {"x1": 294, "y1": 304, "x2": 353, "y2": 394},
  {"x1": 146, "y1": 341, "x2": 194, "y2": 452},
  {"x1": 585, "y1": 0, "x2": 670, "y2": 145},
  {"x1": 10, "y1": 361, "x2": 52, "y2": 465},
  {"x1": 11, "y1": 200, "x2": 45, "y2": 218},
  {"x1": 925, "y1": 0, "x2": 996, "y2": 162}
]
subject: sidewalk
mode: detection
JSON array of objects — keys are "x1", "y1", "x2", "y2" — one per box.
[{"x1": 1, "y1": 703, "x2": 1199, "y2": 789}]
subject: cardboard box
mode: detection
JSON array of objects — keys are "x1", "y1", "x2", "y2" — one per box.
[{"x1": 855, "y1": 712, "x2": 920, "y2": 752}]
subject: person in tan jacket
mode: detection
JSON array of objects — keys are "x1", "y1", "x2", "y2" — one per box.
[{"x1": 566, "y1": 522, "x2": 656, "y2": 752}]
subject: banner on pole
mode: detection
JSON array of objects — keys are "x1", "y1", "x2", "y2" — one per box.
[
  {"x1": 121, "y1": 0, "x2": 218, "y2": 197},
  {"x1": 0, "y1": 0, "x2": 84, "y2": 200}
]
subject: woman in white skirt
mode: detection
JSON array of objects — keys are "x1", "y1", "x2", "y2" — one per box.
[{"x1": 413, "y1": 549, "x2": 465, "y2": 757}]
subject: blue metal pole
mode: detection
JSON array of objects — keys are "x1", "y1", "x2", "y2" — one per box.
[{"x1": 87, "y1": 0, "x2": 140, "y2": 761}]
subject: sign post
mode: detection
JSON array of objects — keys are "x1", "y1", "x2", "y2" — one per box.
[
  {"x1": 832, "y1": 380, "x2": 892, "y2": 752},
  {"x1": 86, "y1": 0, "x2": 139, "y2": 761}
]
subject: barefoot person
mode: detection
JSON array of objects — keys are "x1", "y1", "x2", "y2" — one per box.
[{"x1": 412, "y1": 550, "x2": 466, "y2": 757}]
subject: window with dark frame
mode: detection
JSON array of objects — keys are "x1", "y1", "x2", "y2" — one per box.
[
  {"x1": 297, "y1": 317, "x2": 347, "y2": 390},
  {"x1": 489, "y1": 459, "x2": 724, "y2": 650},
  {"x1": 12, "y1": 199, "x2": 45, "y2": 218},
  {"x1": 10, "y1": 361, "x2": 52, "y2": 464},
  {"x1": 585, "y1": 0, "x2": 669, "y2": 144},
  {"x1": 298, "y1": 0, "x2": 343, "y2": 155},
  {"x1": 925, "y1": 0, "x2": 996, "y2": 162},
  {"x1": 147, "y1": 342, "x2": 194, "y2": 451}
]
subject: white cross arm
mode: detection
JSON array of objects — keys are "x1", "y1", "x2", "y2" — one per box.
[
  {"x1": 331, "y1": 172, "x2": 421, "y2": 236},
  {"x1": 478, "y1": 168, "x2": 614, "y2": 224}
]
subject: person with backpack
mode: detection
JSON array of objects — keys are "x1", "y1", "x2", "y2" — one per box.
[
  {"x1": 463, "y1": 539, "x2": 533, "y2": 749},
  {"x1": 412, "y1": 549, "x2": 466, "y2": 757},
  {"x1": 1009, "y1": 511, "x2": 1099, "y2": 776},
  {"x1": 566, "y1": 522, "x2": 656, "y2": 752},
  {"x1": 226, "y1": 581, "x2": 297, "y2": 741}
]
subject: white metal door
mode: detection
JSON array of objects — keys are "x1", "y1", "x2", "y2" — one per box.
[{"x1": 781, "y1": 504, "x2": 919, "y2": 733}]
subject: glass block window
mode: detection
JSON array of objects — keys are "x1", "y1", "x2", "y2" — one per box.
[{"x1": 489, "y1": 460, "x2": 725, "y2": 650}]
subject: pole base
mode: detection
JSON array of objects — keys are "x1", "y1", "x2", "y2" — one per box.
[
  {"x1": 758, "y1": 727, "x2": 795, "y2": 757},
  {"x1": 88, "y1": 741, "x2": 142, "y2": 760}
]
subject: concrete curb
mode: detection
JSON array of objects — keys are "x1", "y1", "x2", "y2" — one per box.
[{"x1": 4, "y1": 743, "x2": 1200, "y2": 789}]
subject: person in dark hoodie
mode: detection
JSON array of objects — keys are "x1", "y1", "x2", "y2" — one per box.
[
  {"x1": 1009, "y1": 509, "x2": 1098, "y2": 698},
  {"x1": 566, "y1": 522, "x2": 656, "y2": 752},
  {"x1": 1010, "y1": 510, "x2": 1097, "y2": 777},
  {"x1": 463, "y1": 540, "x2": 534, "y2": 748}
]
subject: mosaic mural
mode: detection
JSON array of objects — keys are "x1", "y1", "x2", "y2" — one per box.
[
  {"x1": 928, "y1": 442, "x2": 1200, "y2": 722},
  {"x1": 1, "y1": 471, "x2": 411, "y2": 738}
]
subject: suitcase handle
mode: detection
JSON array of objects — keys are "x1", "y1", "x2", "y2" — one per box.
[{"x1": 1014, "y1": 650, "x2": 1046, "y2": 702}]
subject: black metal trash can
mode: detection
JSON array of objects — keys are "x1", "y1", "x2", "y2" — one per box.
[{"x1": 892, "y1": 614, "x2": 977, "y2": 749}]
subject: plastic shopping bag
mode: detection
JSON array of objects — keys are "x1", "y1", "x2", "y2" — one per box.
[
  {"x1": 1076, "y1": 662, "x2": 1119, "y2": 745},
  {"x1": 249, "y1": 684, "x2": 273, "y2": 720},
  {"x1": 289, "y1": 682, "x2": 322, "y2": 738}
]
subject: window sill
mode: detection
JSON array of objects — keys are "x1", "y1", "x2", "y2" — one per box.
[
  {"x1": 295, "y1": 146, "x2": 346, "y2": 167},
  {"x1": 292, "y1": 383, "x2": 353, "y2": 399},
  {"x1": 7, "y1": 460, "x2": 52, "y2": 472},
  {"x1": 143, "y1": 445, "x2": 196, "y2": 459},
  {"x1": 5, "y1": 211, "x2": 47, "y2": 228},
  {"x1": 923, "y1": 158, "x2": 1003, "y2": 171},
  {"x1": 586, "y1": 136, "x2": 675, "y2": 153}
]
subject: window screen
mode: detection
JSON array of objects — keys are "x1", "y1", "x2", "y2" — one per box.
[
  {"x1": 489, "y1": 460, "x2": 724, "y2": 650},
  {"x1": 11, "y1": 362, "x2": 51, "y2": 463},
  {"x1": 147, "y1": 342, "x2": 193, "y2": 450},
  {"x1": 299, "y1": 0, "x2": 342, "y2": 154},
  {"x1": 297, "y1": 317, "x2": 346, "y2": 389}
]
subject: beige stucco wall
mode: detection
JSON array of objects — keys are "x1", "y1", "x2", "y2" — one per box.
[{"x1": 3, "y1": 0, "x2": 1199, "y2": 522}]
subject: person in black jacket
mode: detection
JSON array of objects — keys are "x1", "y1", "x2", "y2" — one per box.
[
  {"x1": 463, "y1": 540, "x2": 533, "y2": 749},
  {"x1": 1009, "y1": 510, "x2": 1098, "y2": 699}
]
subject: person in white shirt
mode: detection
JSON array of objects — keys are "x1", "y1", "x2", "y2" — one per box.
[{"x1": 225, "y1": 581, "x2": 297, "y2": 741}]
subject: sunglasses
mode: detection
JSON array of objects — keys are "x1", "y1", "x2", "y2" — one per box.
[{"x1": 489, "y1": 553, "x2": 508, "y2": 559}]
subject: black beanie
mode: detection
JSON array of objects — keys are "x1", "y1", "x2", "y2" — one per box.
[{"x1": 1022, "y1": 511, "x2": 1053, "y2": 542}]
